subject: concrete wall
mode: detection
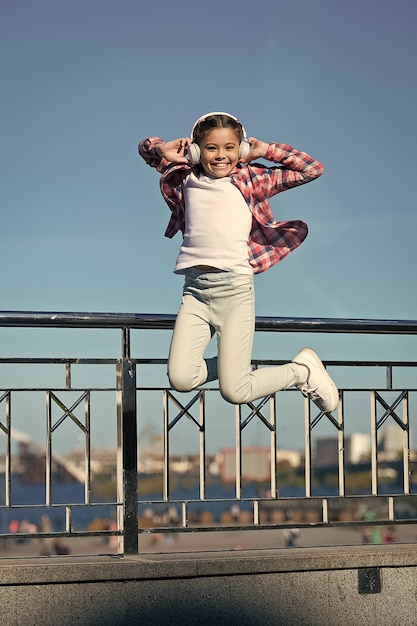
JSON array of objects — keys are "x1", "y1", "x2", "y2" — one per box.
[{"x1": 1, "y1": 544, "x2": 417, "y2": 625}]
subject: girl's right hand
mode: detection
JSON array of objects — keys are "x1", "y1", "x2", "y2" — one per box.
[
  {"x1": 154, "y1": 138, "x2": 190, "y2": 163},
  {"x1": 241, "y1": 137, "x2": 270, "y2": 162}
]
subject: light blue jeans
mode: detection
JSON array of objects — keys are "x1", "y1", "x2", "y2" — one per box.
[{"x1": 168, "y1": 269, "x2": 299, "y2": 404}]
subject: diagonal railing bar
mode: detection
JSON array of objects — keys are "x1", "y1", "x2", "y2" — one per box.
[
  {"x1": 325, "y1": 410, "x2": 344, "y2": 430},
  {"x1": 310, "y1": 407, "x2": 340, "y2": 430},
  {"x1": 166, "y1": 390, "x2": 204, "y2": 431},
  {"x1": 241, "y1": 396, "x2": 274, "y2": 431},
  {"x1": 375, "y1": 391, "x2": 408, "y2": 430},
  {"x1": 236, "y1": 396, "x2": 277, "y2": 500},
  {"x1": 308, "y1": 398, "x2": 345, "y2": 496},
  {"x1": 310, "y1": 409, "x2": 325, "y2": 429},
  {"x1": 371, "y1": 390, "x2": 410, "y2": 495},
  {"x1": 0, "y1": 390, "x2": 10, "y2": 405},
  {"x1": 163, "y1": 390, "x2": 206, "y2": 501},
  {"x1": 49, "y1": 391, "x2": 90, "y2": 433},
  {"x1": 46, "y1": 391, "x2": 91, "y2": 506}
]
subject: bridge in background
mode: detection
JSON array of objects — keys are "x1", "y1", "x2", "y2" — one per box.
[{"x1": 5, "y1": 428, "x2": 85, "y2": 484}]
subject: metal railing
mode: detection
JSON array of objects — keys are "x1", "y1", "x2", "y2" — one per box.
[{"x1": 0, "y1": 310, "x2": 417, "y2": 555}]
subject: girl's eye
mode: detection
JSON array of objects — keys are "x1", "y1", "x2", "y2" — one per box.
[{"x1": 204, "y1": 145, "x2": 236, "y2": 152}]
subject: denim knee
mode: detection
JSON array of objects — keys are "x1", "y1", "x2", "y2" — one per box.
[
  {"x1": 168, "y1": 370, "x2": 192, "y2": 392},
  {"x1": 168, "y1": 365, "x2": 202, "y2": 392},
  {"x1": 219, "y1": 384, "x2": 248, "y2": 405}
]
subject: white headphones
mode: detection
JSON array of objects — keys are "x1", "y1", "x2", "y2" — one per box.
[{"x1": 188, "y1": 111, "x2": 250, "y2": 165}]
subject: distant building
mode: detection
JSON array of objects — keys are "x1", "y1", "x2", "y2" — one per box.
[
  {"x1": 379, "y1": 425, "x2": 406, "y2": 455},
  {"x1": 349, "y1": 433, "x2": 371, "y2": 463},
  {"x1": 66, "y1": 447, "x2": 116, "y2": 477},
  {"x1": 277, "y1": 449, "x2": 302, "y2": 467},
  {"x1": 314, "y1": 437, "x2": 338, "y2": 467},
  {"x1": 315, "y1": 433, "x2": 371, "y2": 467},
  {"x1": 218, "y1": 446, "x2": 271, "y2": 482}
]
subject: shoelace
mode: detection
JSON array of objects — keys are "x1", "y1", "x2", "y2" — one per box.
[{"x1": 300, "y1": 383, "x2": 320, "y2": 401}]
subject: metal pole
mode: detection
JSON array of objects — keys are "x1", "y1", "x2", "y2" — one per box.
[{"x1": 116, "y1": 358, "x2": 138, "y2": 555}]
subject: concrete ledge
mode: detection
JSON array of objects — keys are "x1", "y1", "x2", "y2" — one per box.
[
  {"x1": 1, "y1": 545, "x2": 417, "y2": 625},
  {"x1": 0, "y1": 543, "x2": 416, "y2": 585}
]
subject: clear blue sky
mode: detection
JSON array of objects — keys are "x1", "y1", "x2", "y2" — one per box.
[{"x1": 1, "y1": 0, "x2": 417, "y2": 453}]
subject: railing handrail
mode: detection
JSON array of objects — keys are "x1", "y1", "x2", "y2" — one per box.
[{"x1": 2, "y1": 310, "x2": 417, "y2": 334}]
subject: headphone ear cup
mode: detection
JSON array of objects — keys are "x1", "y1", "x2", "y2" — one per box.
[
  {"x1": 188, "y1": 143, "x2": 200, "y2": 165},
  {"x1": 239, "y1": 140, "x2": 250, "y2": 160}
]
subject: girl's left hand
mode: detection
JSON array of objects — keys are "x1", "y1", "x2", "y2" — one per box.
[{"x1": 240, "y1": 137, "x2": 269, "y2": 162}]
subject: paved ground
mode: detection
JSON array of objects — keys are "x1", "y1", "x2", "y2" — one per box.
[{"x1": 1, "y1": 524, "x2": 416, "y2": 559}]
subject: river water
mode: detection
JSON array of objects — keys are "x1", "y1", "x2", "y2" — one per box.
[{"x1": 0, "y1": 476, "x2": 414, "y2": 533}]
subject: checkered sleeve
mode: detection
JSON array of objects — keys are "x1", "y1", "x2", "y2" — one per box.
[
  {"x1": 138, "y1": 137, "x2": 170, "y2": 173},
  {"x1": 257, "y1": 143, "x2": 324, "y2": 196}
]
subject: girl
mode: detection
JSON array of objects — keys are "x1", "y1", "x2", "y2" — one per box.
[{"x1": 138, "y1": 112, "x2": 338, "y2": 413}]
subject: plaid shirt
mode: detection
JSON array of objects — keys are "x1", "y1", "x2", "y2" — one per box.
[{"x1": 138, "y1": 137, "x2": 323, "y2": 274}]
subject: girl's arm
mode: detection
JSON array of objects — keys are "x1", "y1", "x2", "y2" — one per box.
[
  {"x1": 263, "y1": 142, "x2": 324, "y2": 180},
  {"x1": 242, "y1": 137, "x2": 323, "y2": 178},
  {"x1": 138, "y1": 137, "x2": 190, "y2": 172},
  {"x1": 240, "y1": 137, "x2": 323, "y2": 196}
]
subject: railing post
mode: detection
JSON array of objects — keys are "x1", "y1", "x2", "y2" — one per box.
[{"x1": 116, "y1": 358, "x2": 138, "y2": 555}]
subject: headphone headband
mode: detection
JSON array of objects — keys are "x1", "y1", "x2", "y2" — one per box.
[{"x1": 190, "y1": 111, "x2": 247, "y2": 141}]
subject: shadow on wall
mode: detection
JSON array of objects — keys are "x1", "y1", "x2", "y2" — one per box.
[{"x1": 11, "y1": 575, "x2": 313, "y2": 626}]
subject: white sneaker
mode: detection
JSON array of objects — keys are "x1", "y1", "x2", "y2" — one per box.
[{"x1": 292, "y1": 347, "x2": 339, "y2": 413}]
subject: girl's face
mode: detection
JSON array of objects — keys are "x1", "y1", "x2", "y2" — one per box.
[{"x1": 198, "y1": 127, "x2": 240, "y2": 178}]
